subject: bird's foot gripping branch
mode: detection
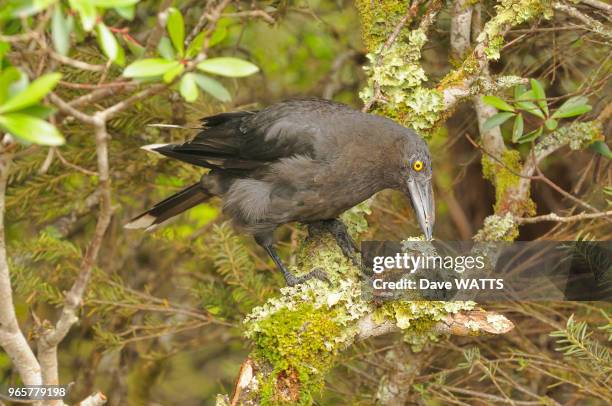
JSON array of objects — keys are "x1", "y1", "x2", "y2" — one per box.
[{"x1": 218, "y1": 206, "x2": 514, "y2": 405}]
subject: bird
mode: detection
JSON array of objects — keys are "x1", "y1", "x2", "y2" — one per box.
[{"x1": 125, "y1": 98, "x2": 434, "y2": 286}]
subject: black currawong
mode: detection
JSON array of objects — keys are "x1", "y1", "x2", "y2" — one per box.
[{"x1": 126, "y1": 98, "x2": 435, "y2": 286}]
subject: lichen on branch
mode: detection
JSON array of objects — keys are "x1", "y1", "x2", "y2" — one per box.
[{"x1": 221, "y1": 203, "x2": 512, "y2": 404}]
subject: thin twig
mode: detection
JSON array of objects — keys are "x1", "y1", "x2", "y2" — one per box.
[{"x1": 515, "y1": 210, "x2": 612, "y2": 224}]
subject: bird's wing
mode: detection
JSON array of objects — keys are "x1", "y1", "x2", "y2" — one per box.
[{"x1": 151, "y1": 99, "x2": 349, "y2": 171}]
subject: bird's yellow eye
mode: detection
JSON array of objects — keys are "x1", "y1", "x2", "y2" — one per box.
[{"x1": 413, "y1": 160, "x2": 424, "y2": 171}]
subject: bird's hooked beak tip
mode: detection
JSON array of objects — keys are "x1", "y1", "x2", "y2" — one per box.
[{"x1": 406, "y1": 178, "x2": 435, "y2": 240}]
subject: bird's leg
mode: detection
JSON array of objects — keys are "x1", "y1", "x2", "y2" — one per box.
[
  {"x1": 258, "y1": 241, "x2": 329, "y2": 287},
  {"x1": 313, "y1": 219, "x2": 361, "y2": 266}
]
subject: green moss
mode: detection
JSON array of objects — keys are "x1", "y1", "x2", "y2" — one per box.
[
  {"x1": 243, "y1": 276, "x2": 370, "y2": 403},
  {"x1": 482, "y1": 150, "x2": 534, "y2": 217},
  {"x1": 355, "y1": 0, "x2": 410, "y2": 51},
  {"x1": 249, "y1": 303, "x2": 341, "y2": 404},
  {"x1": 440, "y1": 53, "x2": 479, "y2": 88}
]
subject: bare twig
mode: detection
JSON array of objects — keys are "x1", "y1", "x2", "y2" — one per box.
[
  {"x1": 37, "y1": 117, "x2": 113, "y2": 387},
  {"x1": 78, "y1": 392, "x2": 107, "y2": 406},
  {"x1": 554, "y1": 2, "x2": 612, "y2": 39},
  {"x1": 48, "y1": 93, "x2": 96, "y2": 125},
  {"x1": 145, "y1": 0, "x2": 174, "y2": 53},
  {"x1": 580, "y1": 0, "x2": 612, "y2": 15},
  {"x1": 55, "y1": 149, "x2": 98, "y2": 176},
  {"x1": 48, "y1": 52, "x2": 106, "y2": 72},
  {"x1": 515, "y1": 210, "x2": 612, "y2": 224},
  {"x1": 69, "y1": 85, "x2": 137, "y2": 108}
]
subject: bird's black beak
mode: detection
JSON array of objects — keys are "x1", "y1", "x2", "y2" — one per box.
[{"x1": 406, "y1": 178, "x2": 435, "y2": 240}]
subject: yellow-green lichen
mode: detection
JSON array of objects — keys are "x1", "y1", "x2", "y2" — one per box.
[
  {"x1": 478, "y1": 0, "x2": 553, "y2": 61},
  {"x1": 535, "y1": 120, "x2": 603, "y2": 155},
  {"x1": 474, "y1": 213, "x2": 518, "y2": 241},
  {"x1": 358, "y1": 28, "x2": 445, "y2": 134},
  {"x1": 374, "y1": 301, "x2": 476, "y2": 351},
  {"x1": 340, "y1": 198, "x2": 373, "y2": 237}
]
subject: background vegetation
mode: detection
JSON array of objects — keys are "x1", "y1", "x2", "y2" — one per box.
[{"x1": 0, "y1": 0, "x2": 610, "y2": 405}]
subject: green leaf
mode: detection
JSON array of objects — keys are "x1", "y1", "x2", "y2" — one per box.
[
  {"x1": 0, "y1": 42, "x2": 10, "y2": 60},
  {"x1": 589, "y1": 141, "x2": 612, "y2": 160},
  {"x1": 0, "y1": 67, "x2": 21, "y2": 105},
  {"x1": 4, "y1": 0, "x2": 57, "y2": 19},
  {"x1": 114, "y1": 44, "x2": 126, "y2": 67},
  {"x1": 7, "y1": 72, "x2": 29, "y2": 99},
  {"x1": 482, "y1": 95, "x2": 515, "y2": 112},
  {"x1": 123, "y1": 59, "x2": 179, "y2": 78},
  {"x1": 552, "y1": 96, "x2": 592, "y2": 119},
  {"x1": 530, "y1": 79, "x2": 548, "y2": 116},
  {"x1": 515, "y1": 100, "x2": 544, "y2": 119},
  {"x1": 544, "y1": 118, "x2": 558, "y2": 131},
  {"x1": 193, "y1": 73, "x2": 231, "y2": 102},
  {"x1": 126, "y1": 40, "x2": 144, "y2": 57},
  {"x1": 209, "y1": 25, "x2": 227, "y2": 48},
  {"x1": 157, "y1": 37, "x2": 175, "y2": 60},
  {"x1": 52, "y1": 5, "x2": 72, "y2": 56},
  {"x1": 197, "y1": 57, "x2": 259, "y2": 78},
  {"x1": 517, "y1": 126, "x2": 543, "y2": 144},
  {"x1": 167, "y1": 8, "x2": 185, "y2": 57},
  {"x1": 482, "y1": 112, "x2": 515, "y2": 131},
  {"x1": 90, "y1": 0, "x2": 139, "y2": 7},
  {"x1": 514, "y1": 84, "x2": 527, "y2": 101},
  {"x1": 19, "y1": 105, "x2": 56, "y2": 119},
  {"x1": 0, "y1": 72, "x2": 61, "y2": 114},
  {"x1": 518, "y1": 90, "x2": 534, "y2": 101},
  {"x1": 512, "y1": 113, "x2": 524, "y2": 143},
  {"x1": 179, "y1": 73, "x2": 198, "y2": 102},
  {"x1": 70, "y1": 0, "x2": 97, "y2": 31},
  {"x1": 0, "y1": 113, "x2": 64, "y2": 146},
  {"x1": 162, "y1": 63, "x2": 184, "y2": 83},
  {"x1": 114, "y1": 5, "x2": 135, "y2": 20},
  {"x1": 96, "y1": 23, "x2": 119, "y2": 61},
  {"x1": 186, "y1": 32, "x2": 205, "y2": 59}
]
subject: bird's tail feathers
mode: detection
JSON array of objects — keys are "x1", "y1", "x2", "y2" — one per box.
[
  {"x1": 147, "y1": 123, "x2": 200, "y2": 129},
  {"x1": 125, "y1": 183, "x2": 211, "y2": 231},
  {"x1": 141, "y1": 143, "x2": 170, "y2": 156}
]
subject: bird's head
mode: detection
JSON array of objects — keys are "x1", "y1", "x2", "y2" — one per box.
[{"x1": 398, "y1": 135, "x2": 435, "y2": 240}]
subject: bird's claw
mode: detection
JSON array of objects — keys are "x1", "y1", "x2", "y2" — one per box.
[
  {"x1": 283, "y1": 267, "x2": 331, "y2": 287},
  {"x1": 321, "y1": 219, "x2": 361, "y2": 267}
]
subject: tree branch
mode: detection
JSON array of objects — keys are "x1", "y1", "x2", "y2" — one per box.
[
  {"x1": 580, "y1": 0, "x2": 612, "y2": 15},
  {"x1": 0, "y1": 146, "x2": 42, "y2": 386},
  {"x1": 515, "y1": 210, "x2": 612, "y2": 224},
  {"x1": 554, "y1": 2, "x2": 612, "y2": 40},
  {"x1": 37, "y1": 117, "x2": 113, "y2": 389},
  {"x1": 226, "y1": 302, "x2": 514, "y2": 405}
]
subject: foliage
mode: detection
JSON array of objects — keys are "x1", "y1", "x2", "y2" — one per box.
[
  {"x1": 122, "y1": 7, "x2": 258, "y2": 102},
  {"x1": 550, "y1": 314, "x2": 612, "y2": 373},
  {"x1": 0, "y1": 68, "x2": 63, "y2": 145},
  {"x1": 483, "y1": 79, "x2": 597, "y2": 146}
]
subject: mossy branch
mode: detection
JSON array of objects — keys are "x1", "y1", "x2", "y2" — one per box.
[{"x1": 218, "y1": 205, "x2": 513, "y2": 405}]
